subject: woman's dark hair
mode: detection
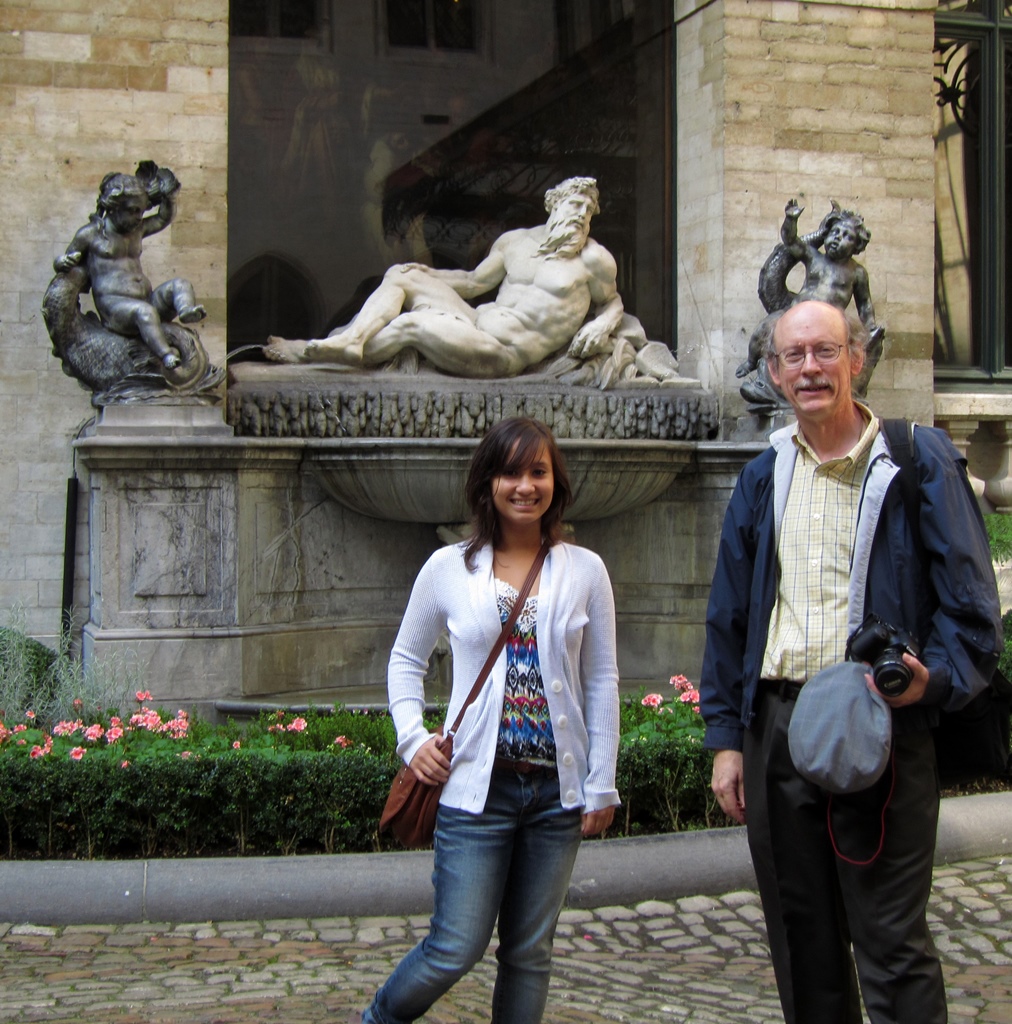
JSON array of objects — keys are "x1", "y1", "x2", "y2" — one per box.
[{"x1": 463, "y1": 417, "x2": 572, "y2": 569}]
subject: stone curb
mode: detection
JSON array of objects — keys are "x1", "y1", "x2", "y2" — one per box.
[{"x1": 1, "y1": 792, "x2": 1008, "y2": 926}]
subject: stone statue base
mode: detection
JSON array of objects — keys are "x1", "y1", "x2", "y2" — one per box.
[
  {"x1": 225, "y1": 362, "x2": 719, "y2": 441},
  {"x1": 91, "y1": 403, "x2": 234, "y2": 437}
]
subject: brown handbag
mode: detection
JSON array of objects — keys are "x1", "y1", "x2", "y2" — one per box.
[{"x1": 380, "y1": 542, "x2": 550, "y2": 849}]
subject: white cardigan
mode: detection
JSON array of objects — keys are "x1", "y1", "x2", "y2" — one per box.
[{"x1": 387, "y1": 541, "x2": 621, "y2": 815}]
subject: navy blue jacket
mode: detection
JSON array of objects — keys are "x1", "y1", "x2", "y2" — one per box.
[{"x1": 701, "y1": 422, "x2": 1001, "y2": 753}]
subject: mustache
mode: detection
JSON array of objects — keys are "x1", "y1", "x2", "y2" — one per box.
[{"x1": 795, "y1": 374, "x2": 831, "y2": 389}]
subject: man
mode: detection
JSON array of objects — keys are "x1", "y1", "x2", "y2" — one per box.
[
  {"x1": 700, "y1": 300, "x2": 1000, "y2": 1024},
  {"x1": 265, "y1": 177, "x2": 633, "y2": 378}
]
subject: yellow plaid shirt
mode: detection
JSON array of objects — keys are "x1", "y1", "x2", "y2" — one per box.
[{"x1": 761, "y1": 405, "x2": 879, "y2": 682}]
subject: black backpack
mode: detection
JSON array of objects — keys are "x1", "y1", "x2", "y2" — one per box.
[{"x1": 880, "y1": 418, "x2": 1012, "y2": 783}]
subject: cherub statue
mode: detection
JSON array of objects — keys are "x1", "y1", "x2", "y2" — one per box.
[
  {"x1": 43, "y1": 161, "x2": 222, "y2": 405},
  {"x1": 737, "y1": 199, "x2": 884, "y2": 408}
]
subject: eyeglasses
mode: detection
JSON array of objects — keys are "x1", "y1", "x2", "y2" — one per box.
[{"x1": 773, "y1": 343, "x2": 845, "y2": 369}]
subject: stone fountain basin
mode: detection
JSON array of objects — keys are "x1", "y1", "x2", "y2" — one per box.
[{"x1": 304, "y1": 438, "x2": 694, "y2": 522}]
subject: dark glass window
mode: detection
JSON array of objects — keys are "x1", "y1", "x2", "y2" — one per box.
[
  {"x1": 386, "y1": 0, "x2": 427, "y2": 47},
  {"x1": 387, "y1": 0, "x2": 476, "y2": 51},
  {"x1": 231, "y1": 0, "x2": 317, "y2": 38},
  {"x1": 228, "y1": 1, "x2": 674, "y2": 355},
  {"x1": 934, "y1": 0, "x2": 1012, "y2": 380}
]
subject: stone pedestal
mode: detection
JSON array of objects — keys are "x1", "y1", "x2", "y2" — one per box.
[
  {"x1": 75, "y1": 397, "x2": 757, "y2": 715},
  {"x1": 93, "y1": 403, "x2": 235, "y2": 437}
]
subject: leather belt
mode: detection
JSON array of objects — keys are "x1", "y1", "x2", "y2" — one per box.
[
  {"x1": 493, "y1": 756, "x2": 557, "y2": 776},
  {"x1": 761, "y1": 678, "x2": 805, "y2": 701}
]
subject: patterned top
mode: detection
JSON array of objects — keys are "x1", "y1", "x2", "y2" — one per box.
[{"x1": 495, "y1": 578, "x2": 556, "y2": 765}]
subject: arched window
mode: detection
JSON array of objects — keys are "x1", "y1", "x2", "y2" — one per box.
[{"x1": 227, "y1": 254, "x2": 323, "y2": 353}]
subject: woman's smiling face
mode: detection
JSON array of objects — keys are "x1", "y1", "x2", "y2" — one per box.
[{"x1": 491, "y1": 444, "x2": 555, "y2": 529}]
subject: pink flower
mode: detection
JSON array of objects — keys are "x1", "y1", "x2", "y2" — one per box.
[
  {"x1": 333, "y1": 735, "x2": 351, "y2": 748},
  {"x1": 641, "y1": 693, "x2": 664, "y2": 708},
  {"x1": 13, "y1": 724, "x2": 27, "y2": 733},
  {"x1": 287, "y1": 717, "x2": 308, "y2": 733},
  {"x1": 120, "y1": 760, "x2": 130, "y2": 768},
  {"x1": 84, "y1": 723, "x2": 105, "y2": 742},
  {"x1": 136, "y1": 690, "x2": 152, "y2": 703},
  {"x1": 25, "y1": 710, "x2": 35, "y2": 720},
  {"x1": 232, "y1": 740, "x2": 241, "y2": 749},
  {"x1": 54, "y1": 719, "x2": 83, "y2": 737},
  {"x1": 106, "y1": 726, "x2": 124, "y2": 743},
  {"x1": 69, "y1": 747, "x2": 85, "y2": 760},
  {"x1": 679, "y1": 688, "x2": 700, "y2": 704},
  {"x1": 0, "y1": 723, "x2": 10, "y2": 743},
  {"x1": 16, "y1": 739, "x2": 26, "y2": 746},
  {"x1": 72, "y1": 698, "x2": 83, "y2": 709},
  {"x1": 179, "y1": 750, "x2": 192, "y2": 760},
  {"x1": 30, "y1": 745, "x2": 46, "y2": 758}
]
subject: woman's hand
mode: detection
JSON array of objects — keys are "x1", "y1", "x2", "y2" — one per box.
[
  {"x1": 581, "y1": 806, "x2": 616, "y2": 837},
  {"x1": 408, "y1": 734, "x2": 451, "y2": 786}
]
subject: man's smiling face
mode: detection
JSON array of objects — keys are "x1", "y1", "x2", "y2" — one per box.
[{"x1": 767, "y1": 302, "x2": 864, "y2": 428}]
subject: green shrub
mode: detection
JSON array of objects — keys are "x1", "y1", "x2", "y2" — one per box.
[
  {"x1": 0, "y1": 618, "x2": 723, "y2": 859},
  {"x1": 0, "y1": 611, "x2": 136, "y2": 729},
  {"x1": 986, "y1": 512, "x2": 1012, "y2": 566},
  {"x1": 0, "y1": 693, "x2": 720, "y2": 858}
]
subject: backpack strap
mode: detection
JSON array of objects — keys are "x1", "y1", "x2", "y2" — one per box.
[{"x1": 880, "y1": 418, "x2": 922, "y2": 555}]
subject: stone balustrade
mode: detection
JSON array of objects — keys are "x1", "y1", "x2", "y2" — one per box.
[{"x1": 934, "y1": 394, "x2": 1012, "y2": 514}]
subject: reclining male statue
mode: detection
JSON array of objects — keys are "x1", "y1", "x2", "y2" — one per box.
[{"x1": 265, "y1": 177, "x2": 686, "y2": 388}]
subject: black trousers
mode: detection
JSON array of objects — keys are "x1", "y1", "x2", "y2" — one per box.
[{"x1": 743, "y1": 688, "x2": 946, "y2": 1024}]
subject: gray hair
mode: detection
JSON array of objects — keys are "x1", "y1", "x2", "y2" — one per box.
[{"x1": 763, "y1": 303, "x2": 867, "y2": 362}]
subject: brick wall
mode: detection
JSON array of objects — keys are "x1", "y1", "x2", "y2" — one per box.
[
  {"x1": 676, "y1": 0, "x2": 937, "y2": 429},
  {"x1": 0, "y1": 0, "x2": 228, "y2": 643}
]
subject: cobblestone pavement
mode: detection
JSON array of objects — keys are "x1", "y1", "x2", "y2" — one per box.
[{"x1": 0, "y1": 856, "x2": 1009, "y2": 1024}]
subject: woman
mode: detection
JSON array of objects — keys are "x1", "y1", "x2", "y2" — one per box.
[{"x1": 357, "y1": 417, "x2": 621, "y2": 1024}]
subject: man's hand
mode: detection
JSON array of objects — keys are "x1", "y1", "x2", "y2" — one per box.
[
  {"x1": 711, "y1": 749, "x2": 746, "y2": 824},
  {"x1": 865, "y1": 653, "x2": 930, "y2": 709},
  {"x1": 581, "y1": 806, "x2": 616, "y2": 837},
  {"x1": 408, "y1": 734, "x2": 451, "y2": 785}
]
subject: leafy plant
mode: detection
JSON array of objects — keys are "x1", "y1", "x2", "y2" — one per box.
[
  {"x1": 0, "y1": 609, "x2": 137, "y2": 729},
  {"x1": 985, "y1": 512, "x2": 1012, "y2": 566},
  {"x1": 0, "y1": 617, "x2": 723, "y2": 858}
]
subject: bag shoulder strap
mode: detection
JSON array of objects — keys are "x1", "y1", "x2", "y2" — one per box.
[
  {"x1": 445, "y1": 540, "x2": 550, "y2": 740},
  {"x1": 880, "y1": 418, "x2": 922, "y2": 555}
]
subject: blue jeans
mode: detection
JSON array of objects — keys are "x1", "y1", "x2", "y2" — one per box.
[{"x1": 362, "y1": 767, "x2": 583, "y2": 1024}]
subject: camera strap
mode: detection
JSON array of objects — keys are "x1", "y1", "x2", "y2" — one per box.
[{"x1": 827, "y1": 749, "x2": 897, "y2": 867}]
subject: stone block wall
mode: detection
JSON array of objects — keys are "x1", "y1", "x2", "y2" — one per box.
[
  {"x1": 0, "y1": 0, "x2": 228, "y2": 642},
  {"x1": 675, "y1": 0, "x2": 937, "y2": 430}
]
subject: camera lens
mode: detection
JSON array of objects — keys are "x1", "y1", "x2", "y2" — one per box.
[{"x1": 873, "y1": 651, "x2": 911, "y2": 697}]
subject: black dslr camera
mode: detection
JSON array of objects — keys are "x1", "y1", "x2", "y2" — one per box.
[{"x1": 845, "y1": 613, "x2": 921, "y2": 698}]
